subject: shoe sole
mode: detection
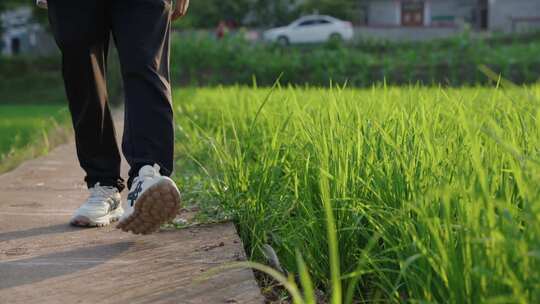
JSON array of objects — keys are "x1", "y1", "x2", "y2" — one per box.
[
  {"x1": 117, "y1": 179, "x2": 181, "y2": 235},
  {"x1": 70, "y1": 207, "x2": 124, "y2": 227}
]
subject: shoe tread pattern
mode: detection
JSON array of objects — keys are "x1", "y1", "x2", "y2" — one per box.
[{"x1": 117, "y1": 180, "x2": 181, "y2": 234}]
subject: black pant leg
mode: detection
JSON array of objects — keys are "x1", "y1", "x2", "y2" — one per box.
[
  {"x1": 110, "y1": 0, "x2": 174, "y2": 189},
  {"x1": 47, "y1": 0, "x2": 124, "y2": 191}
]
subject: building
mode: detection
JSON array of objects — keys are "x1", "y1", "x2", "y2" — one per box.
[
  {"x1": 1, "y1": 6, "x2": 55, "y2": 56},
  {"x1": 364, "y1": 0, "x2": 540, "y2": 32},
  {"x1": 355, "y1": 0, "x2": 540, "y2": 41}
]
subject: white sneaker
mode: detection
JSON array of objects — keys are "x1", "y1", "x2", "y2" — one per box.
[
  {"x1": 117, "y1": 164, "x2": 181, "y2": 235},
  {"x1": 70, "y1": 183, "x2": 123, "y2": 227}
]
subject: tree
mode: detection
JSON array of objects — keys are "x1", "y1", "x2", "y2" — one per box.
[
  {"x1": 175, "y1": 0, "x2": 301, "y2": 28},
  {"x1": 300, "y1": 0, "x2": 364, "y2": 23},
  {"x1": 249, "y1": 0, "x2": 301, "y2": 27},
  {"x1": 176, "y1": 0, "x2": 252, "y2": 28}
]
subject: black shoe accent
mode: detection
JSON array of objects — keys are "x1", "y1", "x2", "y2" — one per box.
[{"x1": 127, "y1": 181, "x2": 143, "y2": 207}]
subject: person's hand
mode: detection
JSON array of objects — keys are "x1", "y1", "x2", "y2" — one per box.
[
  {"x1": 171, "y1": 0, "x2": 190, "y2": 21},
  {"x1": 36, "y1": 0, "x2": 48, "y2": 9}
]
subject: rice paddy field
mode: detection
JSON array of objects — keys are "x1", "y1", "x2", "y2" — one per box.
[
  {"x1": 0, "y1": 105, "x2": 69, "y2": 172},
  {"x1": 174, "y1": 85, "x2": 540, "y2": 303}
]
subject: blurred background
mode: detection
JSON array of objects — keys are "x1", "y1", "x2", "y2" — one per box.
[
  {"x1": 0, "y1": 0, "x2": 539, "y2": 162},
  {"x1": 1, "y1": 0, "x2": 540, "y2": 100}
]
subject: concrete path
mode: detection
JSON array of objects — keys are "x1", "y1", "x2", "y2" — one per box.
[{"x1": 0, "y1": 142, "x2": 263, "y2": 303}]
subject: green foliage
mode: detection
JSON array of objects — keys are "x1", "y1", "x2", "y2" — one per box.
[
  {"x1": 0, "y1": 56, "x2": 65, "y2": 104},
  {"x1": 300, "y1": 0, "x2": 362, "y2": 23},
  {"x1": 248, "y1": 0, "x2": 301, "y2": 27},
  {"x1": 170, "y1": 34, "x2": 540, "y2": 87},
  {"x1": 0, "y1": 105, "x2": 69, "y2": 173},
  {"x1": 173, "y1": 0, "x2": 299, "y2": 28},
  {"x1": 0, "y1": 54, "x2": 123, "y2": 105},
  {"x1": 173, "y1": 0, "x2": 361, "y2": 28},
  {"x1": 175, "y1": 0, "x2": 252, "y2": 28},
  {"x1": 0, "y1": 0, "x2": 27, "y2": 12},
  {"x1": 174, "y1": 85, "x2": 540, "y2": 302}
]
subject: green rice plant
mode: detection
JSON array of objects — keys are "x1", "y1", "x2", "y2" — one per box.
[{"x1": 174, "y1": 84, "x2": 540, "y2": 303}]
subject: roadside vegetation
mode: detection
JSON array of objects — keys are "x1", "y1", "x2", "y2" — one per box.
[
  {"x1": 174, "y1": 84, "x2": 540, "y2": 303},
  {"x1": 0, "y1": 57, "x2": 64, "y2": 104},
  {"x1": 0, "y1": 56, "x2": 71, "y2": 172},
  {"x1": 0, "y1": 53, "x2": 123, "y2": 173},
  {"x1": 0, "y1": 105, "x2": 70, "y2": 173},
  {"x1": 171, "y1": 32, "x2": 540, "y2": 87}
]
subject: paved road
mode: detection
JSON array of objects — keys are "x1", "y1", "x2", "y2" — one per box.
[{"x1": 0, "y1": 141, "x2": 262, "y2": 303}]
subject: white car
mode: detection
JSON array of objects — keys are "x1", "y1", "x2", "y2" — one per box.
[{"x1": 263, "y1": 15, "x2": 354, "y2": 45}]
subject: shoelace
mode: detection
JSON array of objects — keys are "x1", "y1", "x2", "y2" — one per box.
[{"x1": 87, "y1": 183, "x2": 117, "y2": 205}]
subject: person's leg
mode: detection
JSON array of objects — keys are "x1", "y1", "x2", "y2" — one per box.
[
  {"x1": 111, "y1": 0, "x2": 181, "y2": 235},
  {"x1": 110, "y1": 0, "x2": 175, "y2": 189},
  {"x1": 47, "y1": 0, "x2": 124, "y2": 192}
]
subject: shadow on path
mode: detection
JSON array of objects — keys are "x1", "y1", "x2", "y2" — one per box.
[
  {"x1": 0, "y1": 224, "x2": 81, "y2": 242},
  {"x1": 0, "y1": 242, "x2": 133, "y2": 289}
]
